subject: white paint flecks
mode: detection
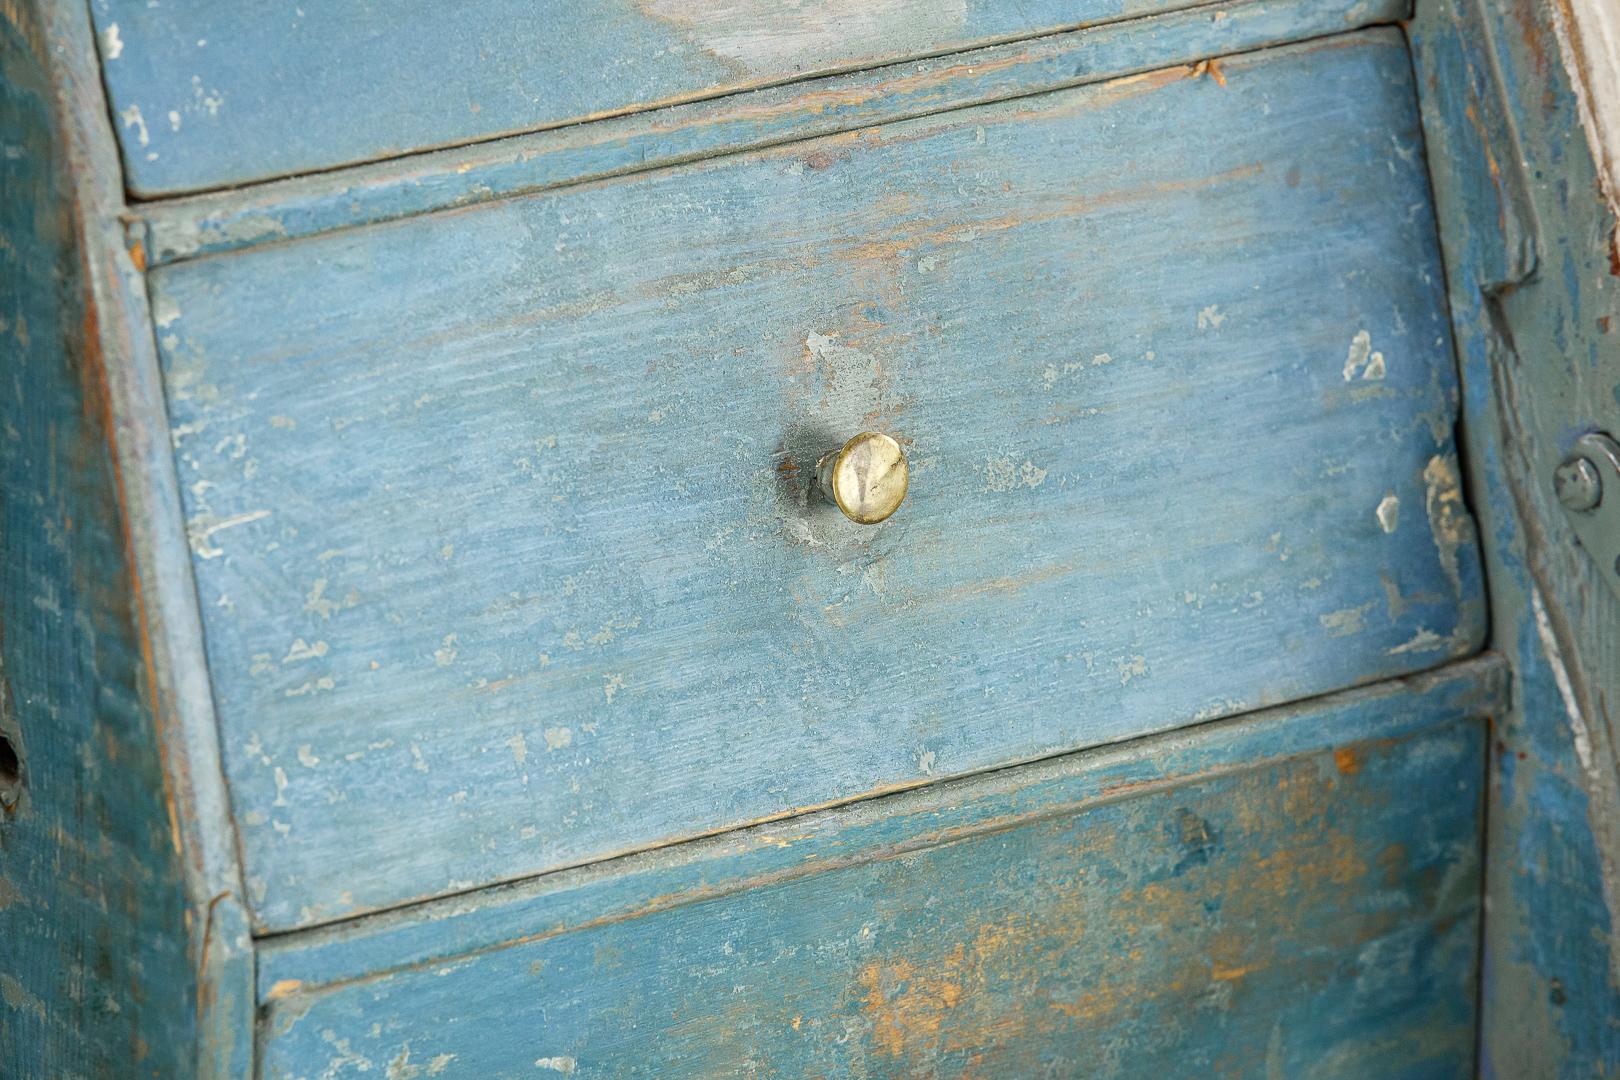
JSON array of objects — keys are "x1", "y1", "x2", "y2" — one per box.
[
  {"x1": 304, "y1": 578, "x2": 339, "y2": 619},
  {"x1": 186, "y1": 508, "x2": 271, "y2": 558},
  {"x1": 1375, "y1": 493, "x2": 1400, "y2": 534},
  {"x1": 507, "y1": 731, "x2": 529, "y2": 768},
  {"x1": 434, "y1": 634, "x2": 460, "y2": 667},
  {"x1": 982, "y1": 456, "x2": 1046, "y2": 492},
  {"x1": 151, "y1": 293, "x2": 181, "y2": 328},
  {"x1": 534, "y1": 1057, "x2": 577, "y2": 1074},
  {"x1": 283, "y1": 638, "x2": 328, "y2": 663},
  {"x1": 118, "y1": 103, "x2": 148, "y2": 146},
  {"x1": 1197, "y1": 304, "x2": 1226, "y2": 330},
  {"x1": 603, "y1": 673, "x2": 626, "y2": 704},
  {"x1": 1387, "y1": 628, "x2": 1446, "y2": 655},
  {"x1": 189, "y1": 74, "x2": 225, "y2": 117},
  {"x1": 102, "y1": 23, "x2": 123, "y2": 59},
  {"x1": 284, "y1": 677, "x2": 335, "y2": 698},
  {"x1": 1343, "y1": 329, "x2": 1386, "y2": 381}
]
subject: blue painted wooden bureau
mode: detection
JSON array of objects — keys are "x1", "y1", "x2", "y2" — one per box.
[{"x1": 5, "y1": 0, "x2": 1619, "y2": 1075}]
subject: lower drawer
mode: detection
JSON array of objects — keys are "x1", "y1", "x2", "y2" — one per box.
[{"x1": 258, "y1": 660, "x2": 1497, "y2": 1079}]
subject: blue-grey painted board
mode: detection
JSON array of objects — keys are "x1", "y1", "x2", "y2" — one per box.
[
  {"x1": 91, "y1": 0, "x2": 1213, "y2": 196},
  {"x1": 153, "y1": 31, "x2": 1486, "y2": 932},
  {"x1": 258, "y1": 661, "x2": 1495, "y2": 1078},
  {"x1": 0, "y1": 3, "x2": 198, "y2": 1074},
  {"x1": 131, "y1": 0, "x2": 1408, "y2": 266}
]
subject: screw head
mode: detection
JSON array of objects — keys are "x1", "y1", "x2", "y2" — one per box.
[{"x1": 1554, "y1": 454, "x2": 1602, "y2": 512}]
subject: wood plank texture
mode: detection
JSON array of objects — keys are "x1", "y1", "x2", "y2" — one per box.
[
  {"x1": 91, "y1": 0, "x2": 1218, "y2": 196},
  {"x1": 0, "y1": 3, "x2": 200, "y2": 1074},
  {"x1": 257, "y1": 659, "x2": 1499, "y2": 1079},
  {"x1": 131, "y1": 0, "x2": 1407, "y2": 266},
  {"x1": 152, "y1": 31, "x2": 1487, "y2": 932}
]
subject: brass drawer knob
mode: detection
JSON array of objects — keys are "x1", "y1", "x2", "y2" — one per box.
[{"x1": 816, "y1": 431, "x2": 909, "y2": 524}]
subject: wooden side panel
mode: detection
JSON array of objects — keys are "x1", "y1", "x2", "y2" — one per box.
[
  {"x1": 1411, "y1": 0, "x2": 1620, "y2": 1074},
  {"x1": 0, "y1": 4, "x2": 196, "y2": 1075},
  {"x1": 90, "y1": 0, "x2": 1212, "y2": 195},
  {"x1": 259, "y1": 665, "x2": 1494, "y2": 1079},
  {"x1": 152, "y1": 32, "x2": 1486, "y2": 932}
]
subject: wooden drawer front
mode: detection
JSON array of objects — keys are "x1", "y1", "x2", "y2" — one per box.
[
  {"x1": 257, "y1": 668, "x2": 1493, "y2": 1078},
  {"x1": 154, "y1": 31, "x2": 1483, "y2": 931},
  {"x1": 94, "y1": 0, "x2": 1208, "y2": 196}
]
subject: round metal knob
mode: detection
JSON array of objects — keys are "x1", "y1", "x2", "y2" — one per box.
[{"x1": 816, "y1": 431, "x2": 909, "y2": 524}]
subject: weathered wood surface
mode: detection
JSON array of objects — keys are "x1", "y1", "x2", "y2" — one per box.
[
  {"x1": 153, "y1": 31, "x2": 1486, "y2": 932},
  {"x1": 131, "y1": 0, "x2": 1407, "y2": 266},
  {"x1": 1411, "y1": 0, "x2": 1620, "y2": 1074},
  {"x1": 91, "y1": 0, "x2": 1228, "y2": 196},
  {"x1": 258, "y1": 659, "x2": 1501, "y2": 1079},
  {"x1": 1, "y1": 2, "x2": 255, "y2": 1076},
  {"x1": 0, "y1": 3, "x2": 199, "y2": 1075}
]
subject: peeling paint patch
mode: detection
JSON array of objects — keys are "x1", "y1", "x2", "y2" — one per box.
[
  {"x1": 0, "y1": 974, "x2": 45, "y2": 1020},
  {"x1": 284, "y1": 677, "x2": 335, "y2": 698},
  {"x1": 1343, "y1": 329, "x2": 1386, "y2": 380},
  {"x1": 102, "y1": 23, "x2": 123, "y2": 59},
  {"x1": 1118, "y1": 655, "x2": 1148, "y2": 685},
  {"x1": 542, "y1": 727, "x2": 572, "y2": 751},
  {"x1": 1387, "y1": 628, "x2": 1446, "y2": 655},
  {"x1": 982, "y1": 456, "x2": 1047, "y2": 492},
  {"x1": 118, "y1": 103, "x2": 147, "y2": 146},
  {"x1": 1376, "y1": 493, "x2": 1400, "y2": 534},
  {"x1": 506, "y1": 731, "x2": 529, "y2": 767},
  {"x1": 1197, "y1": 304, "x2": 1226, "y2": 329},
  {"x1": 265, "y1": 979, "x2": 302, "y2": 1000},
  {"x1": 283, "y1": 638, "x2": 328, "y2": 663},
  {"x1": 535, "y1": 1056, "x2": 577, "y2": 1073},
  {"x1": 1422, "y1": 455, "x2": 1472, "y2": 594},
  {"x1": 1320, "y1": 602, "x2": 1375, "y2": 637},
  {"x1": 186, "y1": 508, "x2": 271, "y2": 558}
]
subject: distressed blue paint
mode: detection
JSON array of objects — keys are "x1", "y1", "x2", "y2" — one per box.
[
  {"x1": 1410, "y1": 0, "x2": 1620, "y2": 1074},
  {"x1": 258, "y1": 655, "x2": 1506, "y2": 994},
  {"x1": 257, "y1": 661, "x2": 1496, "y2": 1078},
  {"x1": 131, "y1": 0, "x2": 1409, "y2": 267},
  {"x1": 90, "y1": 0, "x2": 1229, "y2": 196},
  {"x1": 151, "y1": 32, "x2": 1486, "y2": 931},
  {"x1": 0, "y1": 4, "x2": 196, "y2": 1075}
]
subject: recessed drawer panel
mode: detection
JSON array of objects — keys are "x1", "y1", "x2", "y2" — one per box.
[
  {"x1": 154, "y1": 31, "x2": 1484, "y2": 930},
  {"x1": 93, "y1": 0, "x2": 1205, "y2": 195},
  {"x1": 257, "y1": 667, "x2": 1493, "y2": 1078}
]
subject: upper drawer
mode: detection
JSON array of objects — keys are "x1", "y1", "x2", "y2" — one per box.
[
  {"x1": 93, "y1": 0, "x2": 1204, "y2": 196},
  {"x1": 154, "y1": 31, "x2": 1485, "y2": 931}
]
